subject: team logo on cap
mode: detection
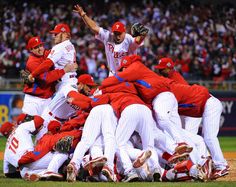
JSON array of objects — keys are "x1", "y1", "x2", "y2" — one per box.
[
  {"x1": 116, "y1": 24, "x2": 120, "y2": 29},
  {"x1": 35, "y1": 38, "x2": 39, "y2": 42},
  {"x1": 167, "y1": 62, "x2": 171, "y2": 67},
  {"x1": 122, "y1": 59, "x2": 127, "y2": 64},
  {"x1": 159, "y1": 60, "x2": 162, "y2": 64},
  {"x1": 61, "y1": 27, "x2": 66, "y2": 32}
]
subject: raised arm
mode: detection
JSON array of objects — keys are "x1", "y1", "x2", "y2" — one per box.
[{"x1": 73, "y1": 4, "x2": 100, "y2": 34}]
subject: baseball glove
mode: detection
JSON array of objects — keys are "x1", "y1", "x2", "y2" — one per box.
[
  {"x1": 54, "y1": 136, "x2": 73, "y2": 153},
  {"x1": 131, "y1": 23, "x2": 149, "y2": 37},
  {"x1": 20, "y1": 69, "x2": 32, "y2": 84}
]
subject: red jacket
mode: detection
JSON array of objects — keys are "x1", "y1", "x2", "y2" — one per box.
[
  {"x1": 23, "y1": 50, "x2": 65, "y2": 98},
  {"x1": 101, "y1": 61, "x2": 171, "y2": 105},
  {"x1": 102, "y1": 82, "x2": 148, "y2": 118},
  {"x1": 170, "y1": 83, "x2": 210, "y2": 117},
  {"x1": 18, "y1": 129, "x2": 82, "y2": 165}
]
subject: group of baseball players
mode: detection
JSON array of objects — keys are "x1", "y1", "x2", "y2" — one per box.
[{"x1": 0, "y1": 4, "x2": 229, "y2": 183}]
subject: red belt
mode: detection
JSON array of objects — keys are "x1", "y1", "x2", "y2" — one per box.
[{"x1": 49, "y1": 112, "x2": 67, "y2": 122}]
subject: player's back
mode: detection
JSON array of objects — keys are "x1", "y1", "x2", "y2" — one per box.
[
  {"x1": 48, "y1": 40, "x2": 77, "y2": 83},
  {"x1": 4, "y1": 121, "x2": 35, "y2": 167}
]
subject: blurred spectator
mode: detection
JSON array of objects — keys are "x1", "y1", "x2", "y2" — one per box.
[{"x1": 1, "y1": 0, "x2": 236, "y2": 83}]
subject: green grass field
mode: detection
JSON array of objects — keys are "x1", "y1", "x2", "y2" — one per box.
[{"x1": 0, "y1": 136, "x2": 235, "y2": 187}]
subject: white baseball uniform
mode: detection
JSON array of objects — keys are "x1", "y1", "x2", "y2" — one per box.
[
  {"x1": 95, "y1": 27, "x2": 141, "y2": 75},
  {"x1": 36, "y1": 39, "x2": 78, "y2": 140},
  {"x1": 202, "y1": 96, "x2": 228, "y2": 169},
  {"x1": 22, "y1": 94, "x2": 51, "y2": 116},
  {"x1": 3, "y1": 121, "x2": 36, "y2": 174},
  {"x1": 70, "y1": 104, "x2": 117, "y2": 172},
  {"x1": 115, "y1": 104, "x2": 161, "y2": 175},
  {"x1": 20, "y1": 151, "x2": 68, "y2": 179},
  {"x1": 152, "y1": 91, "x2": 185, "y2": 143}
]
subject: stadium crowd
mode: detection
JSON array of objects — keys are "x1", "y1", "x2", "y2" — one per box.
[{"x1": 1, "y1": 0, "x2": 236, "y2": 82}]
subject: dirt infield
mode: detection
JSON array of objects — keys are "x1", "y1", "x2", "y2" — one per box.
[{"x1": 0, "y1": 151, "x2": 235, "y2": 181}]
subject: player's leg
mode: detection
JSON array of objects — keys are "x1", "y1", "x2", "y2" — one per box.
[
  {"x1": 132, "y1": 105, "x2": 162, "y2": 181},
  {"x1": 181, "y1": 116, "x2": 202, "y2": 134},
  {"x1": 152, "y1": 92, "x2": 185, "y2": 143},
  {"x1": 67, "y1": 106, "x2": 102, "y2": 181},
  {"x1": 101, "y1": 105, "x2": 117, "y2": 171},
  {"x1": 116, "y1": 105, "x2": 140, "y2": 182},
  {"x1": 202, "y1": 96, "x2": 228, "y2": 179}
]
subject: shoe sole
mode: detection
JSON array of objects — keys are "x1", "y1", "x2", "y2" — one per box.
[
  {"x1": 168, "y1": 153, "x2": 189, "y2": 164},
  {"x1": 122, "y1": 174, "x2": 140, "y2": 182},
  {"x1": 175, "y1": 144, "x2": 193, "y2": 155},
  {"x1": 84, "y1": 157, "x2": 107, "y2": 170},
  {"x1": 29, "y1": 173, "x2": 40, "y2": 182},
  {"x1": 40, "y1": 172, "x2": 64, "y2": 181},
  {"x1": 101, "y1": 168, "x2": 114, "y2": 182},
  {"x1": 133, "y1": 150, "x2": 152, "y2": 168},
  {"x1": 67, "y1": 165, "x2": 76, "y2": 182}
]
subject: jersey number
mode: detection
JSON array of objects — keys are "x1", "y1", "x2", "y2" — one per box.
[{"x1": 9, "y1": 137, "x2": 19, "y2": 154}]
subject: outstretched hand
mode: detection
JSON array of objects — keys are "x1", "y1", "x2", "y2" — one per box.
[{"x1": 73, "y1": 4, "x2": 86, "y2": 17}]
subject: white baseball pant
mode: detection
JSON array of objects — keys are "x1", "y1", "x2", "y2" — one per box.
[
  {"x1": 116, "y1": 104, "x2": 161, "y2": 175},
  {"x1": 70, "y1": 104, "x2": 117, "y2": 171},
  {"x1": 202, "y1": 96, "x2": 227, "y2": 169}
]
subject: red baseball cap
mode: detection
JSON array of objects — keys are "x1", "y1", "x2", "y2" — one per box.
[
  {"x1": 48, "y1": 120, "x2": 61, "y2": 134},
  {"x1": 112, "y1": 21, "x2": 126, "y2": 33},
  {"x1": 26, "y1": 36, "x2": 44, "y2": 50},
  {"x1": 78, "y1": 74, "x2": 97, "y2": 86},
  {"x1": 155, "y1": 58, "x2": 175, "y2": 69},
  {"x1": 0, "y1": 122, "x2": 15, "y2": 137},
  {"x1": 50, "y1": 23, "x2": 71, "y2": 34}
]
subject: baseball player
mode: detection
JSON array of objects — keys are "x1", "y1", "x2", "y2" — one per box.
[
  {"x1": 1, "y1": 116, "x2": 44, "y2": 178},
  {"x1": 19, "y1": 127, "x2": 82, "y2": 181},
  {"x1": 109, "y1": 83, "x2": 162, "y2": 182},
  {"x1": 100, "y1": 55, "x2": 190, "y2": 150},
  {"x1": 168, "y1": 83, "x2": 229, "y2": 179},
  {"x1": 67, "y1": 104, "x2": 118, "y2": 182},
  {"x1": 22, "y1": 36, "x2": 77, "y2": 116},
  {"x1": 154, "y1": 57, "x2": 202, "y2": 134},
  {"x1": 73, "y1": 4, "x2": 148, "y2": 76},
  {"x1": 25, "y1": 24, "x2": 84, "y2": 140}
]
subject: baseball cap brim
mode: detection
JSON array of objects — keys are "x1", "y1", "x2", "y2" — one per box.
[
  {"x1": 87, "y1": 82, "x2": 97, "y2": 86},
  {"x1": 49, "y1": 30, "x2": 60, "y2": 34},
  {"x1": 154, "y1": 65, "x2": 167, "y2": 69}
]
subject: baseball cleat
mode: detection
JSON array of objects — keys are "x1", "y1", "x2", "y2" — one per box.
[
  {"x1": 201, "y1": 157, "x2": 213, "y2": 181},
  {"x1": 175, "y1": 142, "x2": 193, "y2": 155},
  {"x1": 133, "y1": 150, "x2": 152, "y2": 168},
  {"x1": 29, "y1": 173, "x2": 41, "y2": 182},
  {"x1": 40, "y1": 171, "x2": 64, "y2": 181},
  {"x1": 168, "y1": 152, "x2": 190, "y2": 165},
  {"x1": 122, "y1": 169, "x2": 140, "y2": 182},
  {"x1": 211, "y1": 165, "x2": 229, "y2": 180},
  {"x1": 83, "y1": 156, "x2": 107, "y2": 170},
  {"x1": 101, "y1": 165, "x2": 118, "y2": 182},
  {"x1": 66, "y1": 162, "x2": 77, "y2": 182}
]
